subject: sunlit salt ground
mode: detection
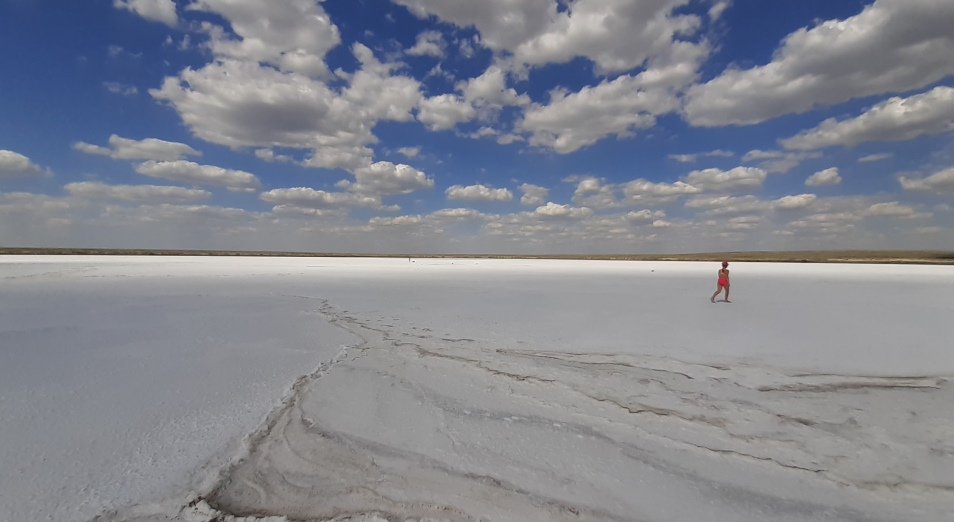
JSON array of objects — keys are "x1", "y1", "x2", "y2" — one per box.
[{"x1": 1, "y1": 256, "x2": 953, "y2": 522}]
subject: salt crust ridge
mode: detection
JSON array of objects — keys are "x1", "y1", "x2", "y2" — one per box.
[{"x1": 99, "y1": 297, "x2": 954, "y2": 522}]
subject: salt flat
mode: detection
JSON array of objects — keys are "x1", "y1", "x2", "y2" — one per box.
[{"x1": 1, "y1": 256, "x2": 952, "y2": 522}]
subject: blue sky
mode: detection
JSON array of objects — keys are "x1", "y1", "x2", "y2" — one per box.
[{"x1": 1, "y1": 0, "x2": 952, "y2": 253}]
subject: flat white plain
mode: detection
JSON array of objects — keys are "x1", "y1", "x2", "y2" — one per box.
[{"x1": 1, "y1": 256, "x2": 952, "y2": 522}]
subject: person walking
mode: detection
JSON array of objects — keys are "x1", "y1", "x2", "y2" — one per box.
[{"x1": 711, "y1": 261, "x2": 731, "y2": 303}]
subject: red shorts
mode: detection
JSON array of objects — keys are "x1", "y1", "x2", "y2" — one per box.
[{"x1": 718, "y1": 278, "x2": 728, "y2": 286}]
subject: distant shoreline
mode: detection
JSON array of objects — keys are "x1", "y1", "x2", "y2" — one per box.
[{"x1": 2, "y1": 247, "x2": 953, "y2": 265}]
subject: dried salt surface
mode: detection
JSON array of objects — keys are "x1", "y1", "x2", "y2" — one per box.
[
  {"x1": 1, "y1": 258, "x2": 359, "y2": 522},
  {"x1": 2, "y1": 256, "x2": 952, "y2": 522}
]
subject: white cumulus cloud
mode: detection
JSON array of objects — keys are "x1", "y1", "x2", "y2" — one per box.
[
  {"x1": 74, "y1": 135, "x2": 201, "y2": 161},
  {"x1": 623, "y1": 178, "x2": 701, "y2": 204},
  {"x1": 417, "y1": 94, "x2": 476, "y2": 131},
  {"x1": 152, "y1": 38, "x2": 421, "y2": 172},
  {"x1": 369, "y1": 215, "x2": 423, "y2": 226},
  {"x1": 397, "y1": 147, "x2": 421, "y2": 158},
  {"x1": 406, "y1": 30, "x2": 446, "y2": 57},
  {"x1": 429, "y1": 208, "x2": 486, "y2": 220},
  {"x1": 260, "y1": 187, "x2": 389, "y2": 210},
  {"x1": 397, "y1": 0, "x2": 710, "y2": 75},
  {"x1": 392, "y1": 0, "x2": 559, "y2": 54},
  {"x1": 805, "y1": 168, "x2": 842, "y2": 187},
  {"x1": 685, "y1": 195, "x2": 772, "y2": 217},
  {"x1": 458, "y1": 64, "x2": 531, "y2": 111},
  {"x1": 519, "y1": 183, "x2": 549, "y2": 206},
  {"x1": 188, "y1": 0, "x2": 340, "y2": 78},
  {"x1": 113, "y1": 0, "x2": 177, "y2": 27},
  {"x1": 899, "y1": 167, "x2": 954, "y2": 196},
  {"x1": 773, "y1": 194, "x2": 818, "y2": 210},
  {"x1": 858, "y1": 153, "x2": 893, "y2": 163},
  {"x1": 270, "y1": 205, "x2": 346, "y2": 218},
  {"x1": 337, "y1": 161, "x2": 434, "y2": 196},
  {"x1": 396, "y1": 0, "x2": 713, "y2": 154},
  {"x1": 625, "y1": 209, "x2": 666, "y2": 222},
  {"x1": 682, "y1": 167, "x2": 767, "y2": 192},
  {"x1": 668, "y1": 149, "x2": 733, "y2": 163},
  {"x1": 0, "y1": 150, "x2": 44, "y2": 177},
  {"x1": 864, "y1": 201, "x2": 925, "y2": 218},
  {"x1": 781, "y1": 86, "x2": 954, "y2": 150},
  {"x1": 446, "y1": 184, "x2": 513, "y2": 202},
  {"x1": 684, "y1": 0, "x2": 954, "y2": 126},
  {"x1": 741, "y1": 149, "x2": 821, "y2": 173},
  {"x1": 0, "y1": 192, "x2": 76, "y2": 216},
  {"x1": 103, "y1": 82, "x2": 138, "y2": 96},
  {"x1": 123, "y1": 204, "x2": 249, "y2": 223},
  {"x1": 135, "y1": 160, "x2": 261, "y2": 191},
  {"x1": 533, "y1": 202, "x2": 593, "y2": 219},
  {"x1": 520, "y1": 74, "x2": 680, "y2": 154},
  {"x1": 254, "y1": 149, "x2": 293, "y2": 164},
  {"x1": 64, "y1": 181, "x2": 211, "y2": 202}
]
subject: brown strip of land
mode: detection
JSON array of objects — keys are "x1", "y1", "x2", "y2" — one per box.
[{"x1": 2, "y1": 248, "x2": 953, "y2": 265}]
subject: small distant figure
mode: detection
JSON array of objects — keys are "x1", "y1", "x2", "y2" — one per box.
[{"x1": 711, "y1": 261, "x2": 731, "y2": 303}]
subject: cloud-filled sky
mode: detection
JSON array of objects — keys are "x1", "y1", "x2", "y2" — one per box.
[{"x1": 1, "y1": 0, "x2": 952, "y2": 253}]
